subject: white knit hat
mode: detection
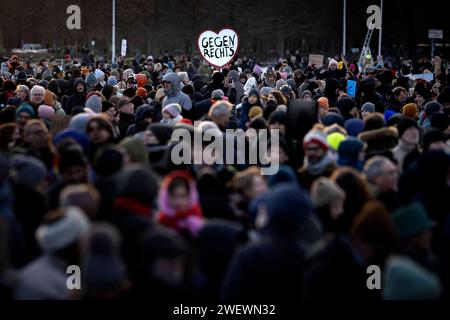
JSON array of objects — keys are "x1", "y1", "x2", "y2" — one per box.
[{"x1": 36, "y1": 207, "x2": 90, "y2": 252}]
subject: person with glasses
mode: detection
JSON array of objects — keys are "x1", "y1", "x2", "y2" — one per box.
[
  {"x1": 29, "y1": 85, "x2": 46, "y2": 111},
  {"x1": 298, "y1": 127, "x2": 337, "y2": 191},
  {"x1": 364, "y1": 155, "x2": 399, "y2": 212}
]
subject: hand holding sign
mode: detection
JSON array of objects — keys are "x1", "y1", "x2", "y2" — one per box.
[{"x1": 198, "y1": 28, "x2": 239, "y2": 68}]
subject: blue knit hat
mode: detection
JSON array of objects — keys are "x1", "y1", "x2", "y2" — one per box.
[
  {"x1": 345, "y1": 118, "x2": 365, "y2": 137},
  {"x1": 265, "y1": 183, "x2": 313, "y2": 232},
  {"x1": 337, "y1": 138, "x2": 365, "y2": 169}
]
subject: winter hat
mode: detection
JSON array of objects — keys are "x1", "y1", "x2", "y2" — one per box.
[
  {"x1": 322, "y1": 113, "x2": 346, "y2": 127},
  {"x1": 16, "y1": 70, "x2": 27, "y2": 81},
  {"x1": 15, "y1": 103, "x2": 36, "y2": 118},
  {"x1": 94, "y1": 69, "x2": 105, "y2": 80},
  {"x1": 391, "y1": 203, "x2": 434, "y2": 239},
  {"x1": 122, "y1": 68, "x2": 134, "y2": 80},
  {"x1": 384, "y1": 109, "x2": 397, "y2": 122},
  {"x1": 120, "y1": 137, "x2": 149, "y2": 165},
  {"x1": 248, "y1": 85, "x2": 260, "y2": 98},
  {"x1": 397, "y1": 117, "x2": 420, "y2": 139},
  {"x1": 265, "y1": 183, "x2": 313, "y2": 232},
  {"x1": 107, "y1": 76, "x2": 117, "y2": 86},
  {"x1": 11, "y1": 154, "x2": 47, "y2": 189},
  {"x1": 53, "y1": 129, "x2": 90, "y2": 154},
  {"x1": 36, "y1": 206, "x2": 90, "y2": 252},
  {"x1": 424, "y1": 101, "x2": 442, "y2": 117},
  {"x1": 430, "y1": 113, "x2": 450, "y2": 132},
  {"x1": 268, "y1": 110, "x2": 287, "y2": 125},
  {"x1": 69, "y1": 112, "x2": 94, "y2": 134},
  {"x1": 364, "y1": 113, "x2": 386, "y2": 131},
  {"x1": 275, "y1": 79, "x2": 287, "y2": 91},
  {"x1": 147, "y1": 123, "x2": 173, "y2": 145},
  {"x1": 111, "y1": 62, "x2": 120, "y2": 70},
  {"x1": 93, "y1": 146, "x2": 124, "y2": 176},
  {"x1": 211, "y1": 89, "x2": 225, "y2": 99},
  {"x1": 327, "y1": 132, "x2": 346, "y2": 151},
  {"x1": 318, "y1": 97, "x2": 329, "y2": 110},
  {"x1": 117, "y1": 165, "x2": 159, "y2": 207},
  {"x1": 415, "y1": 87, "x2": 432, "y2": 101},
  {"x1": 422, "y1": 128, "x2": 447, "y2": 152},
  {"x1": 361, "y1": 102, "x2": 376, "y2": 113},
  {"x1": 84, "y1": 225, "x2": 126, "y2": 291},
  {"x1": 260, "y1": 86, "x2": 272, "y2": 97},
  {"x1": 136, "y1": 87, "x2": 148, "y2": 98},
  {"x1": 248, "y1": 106, "x2": 263, "y2": 118},
  {"x1": 6, "y1": 97, "x2": 22, "y2": 106},
  {"x1": 301, "y1": 90, "x2": 313, "y2": 99},
  {"x1": 37, "y1": 105, "x2": 55, "y2": 120},
  {"x1": 85, "y1": 72, "x2": 98, "y2": 88},
  {"x1": 267, "y1": 164, "x2": 298, "y2": 188},
  {"x1": 383, "y1": 255, "x2": 442, "y2": 300},
  {"x1": 311, "y1": 177, "x2": 345, "y2": 208},
  {"x1": 135, "y1": 73, "x2": 147, "y2": 88},
  {"x1": 162, "y1": 103, "x2": 182, "y2": 118},
  {"x1": 280, "y1": 85, "x2": 293, "y2": 97},
  {"x1": 402, "y1": 103, "x2": 419, "y2": 119},
  {"x1": 303, "y1": 129, "x2": 329, "y2": 151},
  {"x1": 345, "y1": 119, "x2": 364, "y2": 137},
  {"x1": 85, "y1": 95, "x2": 103, "y2": 113},
  {"x1": 337, "y1": 138, "x2": 365, "y2": 168},
  {"x1": 328, "y1": 59, "x2": 338, "y2": 68}
]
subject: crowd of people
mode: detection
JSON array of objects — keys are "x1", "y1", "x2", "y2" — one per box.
[{"x1": 0, "y1": 51, "x2": 449, "y2": 301}]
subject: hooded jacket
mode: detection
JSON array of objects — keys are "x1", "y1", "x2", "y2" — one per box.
[
  {"x1": 64, "y1": 78, "x2": 86, "y2": 114},
  {"x1": 227, "y1": 70, "x2": 244, "y2": 104},
  {"x1": 161, "y1": 73, "x2": 192, "y2": 111}
]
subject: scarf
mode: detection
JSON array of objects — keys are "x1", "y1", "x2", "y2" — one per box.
[{"x1": 306, "y1": 153, "x2": 334, "y2": 176}]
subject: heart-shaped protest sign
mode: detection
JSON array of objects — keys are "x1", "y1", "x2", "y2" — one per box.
[{"x1": 197, "y1": 28, "x2": 239, "y2": 68}]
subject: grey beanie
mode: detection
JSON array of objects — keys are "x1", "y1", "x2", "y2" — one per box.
[
  {"x1": 85, "y1": 95, "x2": 103, "y2": 113},
  {"x1": 361, "y1": 102, "x2": 376, "y2": 113},
  {"x1": 11, "y1": 155, "x2": 47, "y2": 189}
]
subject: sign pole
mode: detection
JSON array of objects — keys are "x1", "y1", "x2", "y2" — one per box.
[{"x1": 431, "y1": 38, "x2": 435, "y2": 60}]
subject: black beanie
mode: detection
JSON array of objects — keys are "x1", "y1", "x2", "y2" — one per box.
[
  {"x1": 430, "y1": 112, "x2": 450, "y2": 132},
  {"x1": 148, "y1": 123, "x2": 173, "y2": 145},
  {"x1": 396, "y1": 117, "x2": 420, "y2": 138},
  {"x1": 268, "y1": 110, "x2": 287, "y2": 125},
  {"x1": 94, "y1": 147, "x2": 124, "y2": 176},
  {"x1": 59, "y1": 147, "x2": 88, "y2": 173},
  {"x1": 423, "y1": 128, "x2": 447, "y2": 152}
]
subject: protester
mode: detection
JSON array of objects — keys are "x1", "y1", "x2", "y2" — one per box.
[{"x1": 1, "y1": 47, "x2": 449, "y2": 303}]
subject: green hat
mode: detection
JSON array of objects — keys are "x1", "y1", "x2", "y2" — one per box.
[
  {"x1": 391, "y1": 203, "x2": 434, "y2": 239},
  {"x1": 383, "y1": 255, "x2": 442, "y2": 300},
  {"x1": 15, "y1": 103, "x2": 36, "y2": 118}
]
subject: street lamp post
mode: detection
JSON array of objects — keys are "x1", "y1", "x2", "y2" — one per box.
[
  {"x1": 342, "y1": 0, "x2": 346, "y2": 56},
  {"x1": 112, "y1": 0, "x2": 116, "y2": 62},
  {"x1": 378, "y1": 0, "x2": 383, "y2": 57}
]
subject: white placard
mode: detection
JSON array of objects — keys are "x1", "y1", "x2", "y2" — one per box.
[{"x1": 198, "y1": 28, "x2": 239, "y2": 68}]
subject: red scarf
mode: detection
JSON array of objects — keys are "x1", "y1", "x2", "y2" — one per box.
[{"x1": 114, "y1": 196, "x2": 153, "y2": 218}]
